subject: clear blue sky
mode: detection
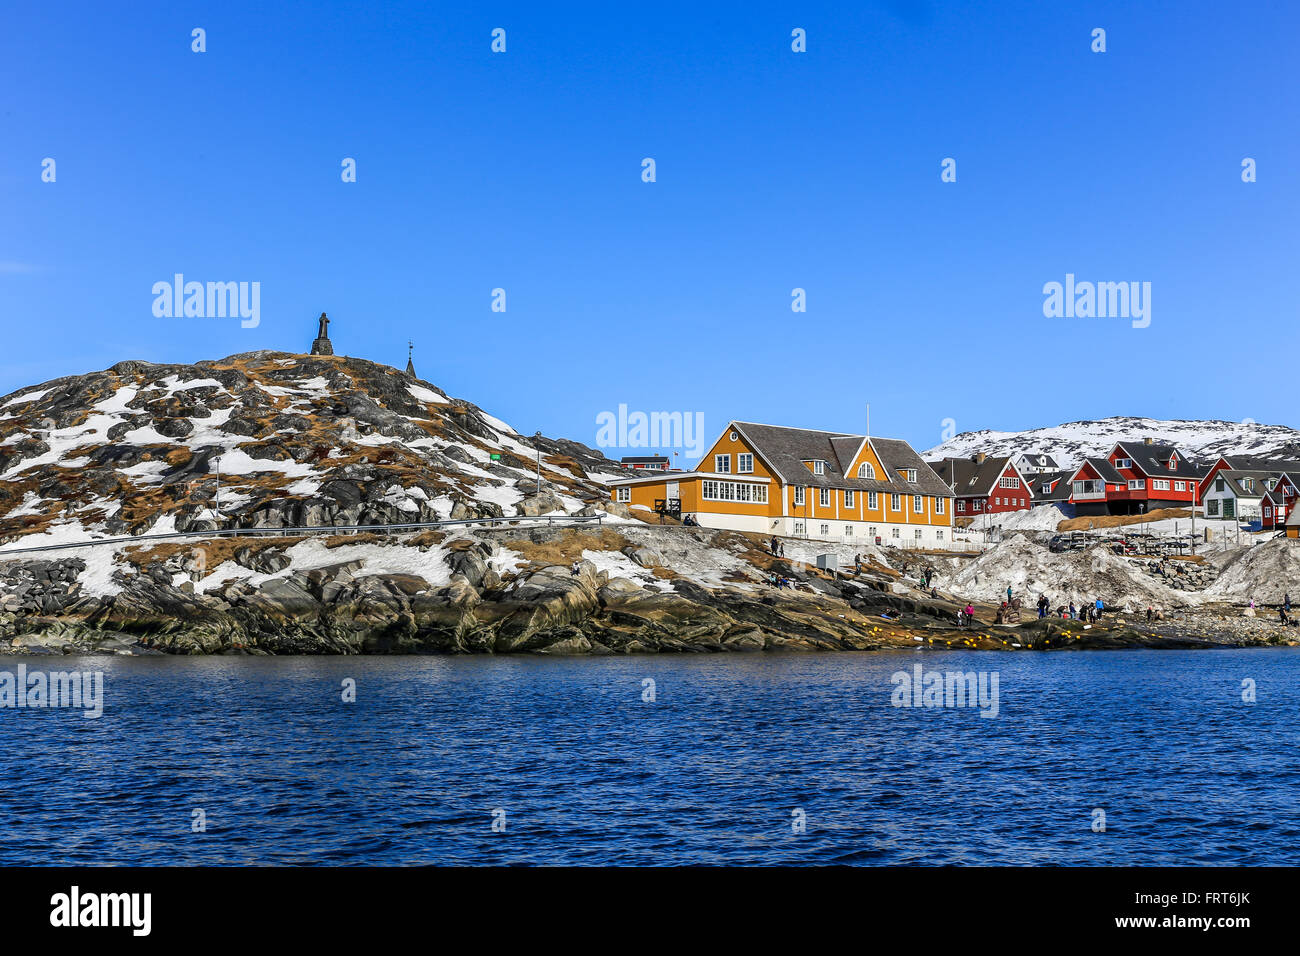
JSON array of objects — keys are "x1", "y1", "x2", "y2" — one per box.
[{"x1": 2, "y1": 0, "x2": 1296, "y2": 462}]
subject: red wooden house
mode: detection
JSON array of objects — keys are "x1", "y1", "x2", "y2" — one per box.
[
  {"x1": 1261, "y1": 478, "x2": 1298, "y2": 530},
  {"x1": 927, "y1": 454, "x2": 1032, "y2": 517},
  {"x1": 1101, "y1": 440, "x2": 1203, "y2": 514},
  {"x1": 1062, "y1": 458, "x2": 1128, "y2": 516}
]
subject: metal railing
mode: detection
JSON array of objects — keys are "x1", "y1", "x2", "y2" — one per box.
[{"x1": 0, "y1": 513, "x2": 604, "y2": 558}]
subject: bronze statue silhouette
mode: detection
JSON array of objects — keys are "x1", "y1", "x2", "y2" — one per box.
[{"x1": 310, "y1": 312, "x2": 334, "y2": 356}]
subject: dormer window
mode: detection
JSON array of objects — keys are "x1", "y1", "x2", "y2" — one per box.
[
  {"x1": 1168, "y1": 453, "x2": 1179, "y2": 469},
  {"x1": 857, "y1": 462, "x2": 875, "y2": 479},
  {"x1": 899, "y1": 468, "x2": 917, "y2": 482},
  {"x1": 813, "y1": 460, "x2": 825, "y2": 476}
]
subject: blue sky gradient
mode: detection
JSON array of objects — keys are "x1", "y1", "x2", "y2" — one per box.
[{"x1": 2, "y1": 0, "x2": 1296, "y2": 461}]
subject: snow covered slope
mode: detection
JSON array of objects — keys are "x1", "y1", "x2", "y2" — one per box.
[
  {"x1": 922, "y1": 417, "x2": 1300, "y2": 468},
  {"x1": 0, "y1": 351, "x2": 621, "y2": 545}
]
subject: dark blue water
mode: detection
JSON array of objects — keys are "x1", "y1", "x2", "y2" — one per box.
[{"x1": 2, "y1": 649, "x2": 1296, "y2": 865}]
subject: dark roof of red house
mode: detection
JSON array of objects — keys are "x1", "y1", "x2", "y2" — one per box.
[
  {"x1": 1113, "y1": 441, "x2": 1204, "y2": 480},
  {"x1": 927, "y1": 455, "x2": 1018, "y2": 498}
]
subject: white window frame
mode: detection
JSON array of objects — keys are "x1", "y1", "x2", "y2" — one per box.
[
  {"x1": 913, "y1": 495, "x2": 923, "y2": 513},
  {"x1": 867, "y1": 491, "x2": 878, "y2": 509},
  {"x1": 794, "y1": 486, "x2": 805, "y2": 507},
  {"x1": 715, "y1": 454, "x2": 730, "y2": 474},
  {"x1": 616, "y1": 487, "x2": 630, "y2": 502},
  {"x1": 819, "y1": 488, "x2": 830, "y2": 507},
  {"x1": 935, "y1": 497, "x2": 945, "y2": 514},
  {"x1": 844, "y1": 490, "x2": 854, "y2": 508},
  {"x1": 890, "y1": 493, "x2": 901, "y2": 511},
  {"x1": 1128, "y1": 479, "x2": 1145, "y2": 490},
  {"x1": 702, "y1": 480, "x2": 768, "y2": 504},
  {"x1": 857, "y1": 462, "x2": 875, "y2": 479},
  {"x1": 737, "y1": 453, "x2": 754, "y2": 474}
]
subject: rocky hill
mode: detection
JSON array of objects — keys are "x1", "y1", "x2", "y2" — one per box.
[
  {"x1": 922, "y1": 417, "x2": 1300, "y2": 468},
  {"x1": 0, "y1": 350, "x2": 623, "y2": 545}
]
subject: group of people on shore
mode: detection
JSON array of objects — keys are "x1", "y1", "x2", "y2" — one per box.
[{"x1": 1032, "y1": 592, "x2": 1106, "y2": 622}]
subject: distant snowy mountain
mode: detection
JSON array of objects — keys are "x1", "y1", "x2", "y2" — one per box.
[{"x1": 921, "y1": 417, "x2": 1300, "y2": 469}]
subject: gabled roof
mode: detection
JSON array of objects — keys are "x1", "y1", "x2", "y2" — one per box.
[
  {"x1": 1016, "y1": 452, "x2": 1059, "y2": 470},
  {"x1": 1073, "y1": 457, "x2": 1126, "y2": 484},
  {"x1": 1113, "y1": 441, "x2": 1203, "y2": 480},
  {"x1": 1261, "y1": 479, "x2": 1296, "y2": 505},
  {"x1": 1029, "y1": 469, "x2": 1074, "y2": 501},
  {"x1": 1211, "y1": 469, "x2": 1290, "y2": 500},
  {"x1": 1221, "y1": 454, "x2": 1300, "y2": 473},
  {"x1": 729, "y1": 422, "x2": 951, "y2": 496},
  {"x1": 927, "y1": 455, "x2": 1018, "y2": 498}
]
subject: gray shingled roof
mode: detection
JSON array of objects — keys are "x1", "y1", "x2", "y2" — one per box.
[
  {"x1": 1029, "y1": 469, "x2": 1073, "y2": 502},
  {"x1": 1018, "y1": 452, "x2": 1059, "y2": 470},
  {"x1": 926, "y1": 455, "x2": 1016, "y2": 497},
  {"x1": 730, "y1": 422, "x2": 951, "y2": 497},
  {"x1": 1210, "y1": 469, "x2": 1285, "y2": 499},
  {"x1": 1114, "y1": 441, "x2": 1204, "y2": 479},
  {"x1": 1222, "y1": 454, "x2": 1300, "y2": 473}
]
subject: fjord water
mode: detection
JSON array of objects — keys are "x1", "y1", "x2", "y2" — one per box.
[{"x1": 3, "y1": 650, "x2": 1297, "y2": 866}]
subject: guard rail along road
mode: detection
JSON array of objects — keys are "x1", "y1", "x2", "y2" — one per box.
[{"x1": 0, "y1": 513, "x2": 605, "y2": 558}]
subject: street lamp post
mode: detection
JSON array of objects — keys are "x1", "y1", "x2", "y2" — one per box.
[
  {"x1": 213, "y1": 455, "x2": 222, "y2": 517},
  {"x1": 534, "y1": 432, "x2": 542, "y2": 495}
]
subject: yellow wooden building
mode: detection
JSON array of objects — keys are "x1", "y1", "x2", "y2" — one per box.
[{"x1": 609, "y1": 421, "x2": 955, "y2": 546}]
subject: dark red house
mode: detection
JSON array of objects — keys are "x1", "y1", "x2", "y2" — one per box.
[{"x1": 927, "y1": 454, "x2": 1031, "y2": 518}]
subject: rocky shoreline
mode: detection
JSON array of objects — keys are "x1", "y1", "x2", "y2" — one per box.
[{"x1": 1, "y1": 525, "x2": 1292, "y2": 657}]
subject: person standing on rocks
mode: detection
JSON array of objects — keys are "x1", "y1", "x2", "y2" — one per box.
[{"x1": 1095, "y1": 597, "x2": 1104, "y2": 621}]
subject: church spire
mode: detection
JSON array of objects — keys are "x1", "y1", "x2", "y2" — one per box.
[{"x1": 405, "y1": 340, "x2": 416, "y2": 378}]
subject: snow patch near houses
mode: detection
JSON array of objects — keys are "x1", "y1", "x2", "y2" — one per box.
[{"x1": 970, "y1": 505, "x2": 1068, "y2": 533}]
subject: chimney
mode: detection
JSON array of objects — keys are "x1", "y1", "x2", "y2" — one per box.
[
  {"x1": 974, "y1": 452, "x2": 987, "y2": 464},
  {"x1": 1143, "y1": 436, "x2": 1154, "y2": 445}
]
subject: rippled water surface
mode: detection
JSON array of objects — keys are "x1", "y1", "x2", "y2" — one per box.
[{"x1": 3, "y1": 650, "x2": 1297, "y2": 865}]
